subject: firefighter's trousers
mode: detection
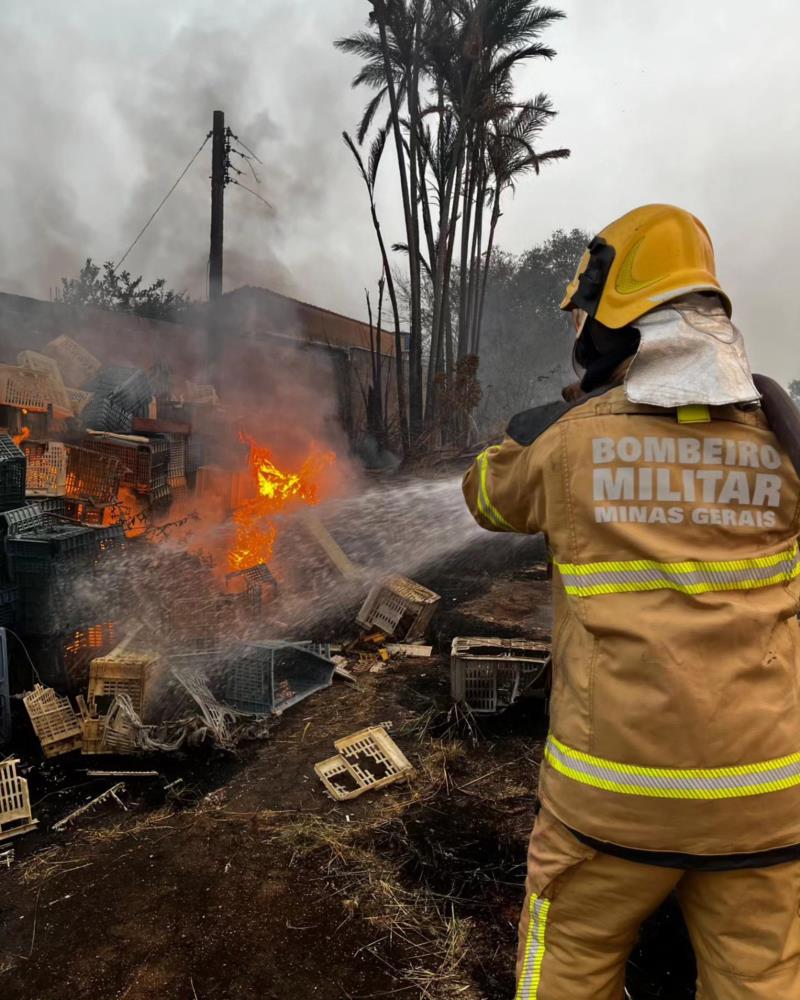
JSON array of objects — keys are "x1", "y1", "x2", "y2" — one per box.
[{"x1": 515, "y1": 808, "x2": 800, "y2": 999}]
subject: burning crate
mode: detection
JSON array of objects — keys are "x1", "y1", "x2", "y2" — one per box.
[
  {"x1": 87, "y1": 649, "x2": 156, "y2": 718},
  {"x1": 315, "y1": 725, "x2": 415, "y2": 801},
  {"x1": 450, "y1": 637, "x2": 551, "y2": 715},
  {"x1": 224, "y1": 641, "x2": 335, "y2": 715},
  {"x1": 165, "y1": 433, "x2": 188, "y2": 497},
  {"x1": 356, "y1": 575, "x2": 440, "y2": 641},
  {"x1": 0, "y1": 434, "x2": 27, "y2": 513},
  {"x1": 65, "y1": 445, "x2": 124, "y2": 504},
  {"x1": 23, "y1": 684, "x2": 83, "y2": 758},
  {"x1": 0, "y1": 759, "x2": 38, "y2": 842},
  {"x1": 43, "y1": 336, "x2": 101, "y2": 389},
  {"x1": 23, "y1": 441, "x2": 67, "y2": 497},
  {"x1": 84, "y1": 433, "x2": 169, "y2": 494}
]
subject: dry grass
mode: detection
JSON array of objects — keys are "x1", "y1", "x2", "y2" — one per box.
[{"x1": 258, "y1": 735, "x2": 484, "y2": 1000}]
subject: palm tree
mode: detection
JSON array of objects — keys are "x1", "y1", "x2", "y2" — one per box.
[
  {"x1": 343, "y1": 128, "x2": 409, "y2": 451},
  {"x1": 336, "y1": 0, "x2": 569, "y2": 443}
]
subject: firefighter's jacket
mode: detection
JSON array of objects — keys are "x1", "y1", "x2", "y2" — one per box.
[{"x1": 463, "y1": 385, "x2": 800, "y2": 855}]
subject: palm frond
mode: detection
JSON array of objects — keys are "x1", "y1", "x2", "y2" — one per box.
[
  {"x1": 368, "y1": 127, "x2": 389, "y2": 188},
  {"x1": 342, "y1": 131, "x2": 370, "y2": 190},
  {"x1": 358, "y1": 87, "x2": 389, "y2": 144}
]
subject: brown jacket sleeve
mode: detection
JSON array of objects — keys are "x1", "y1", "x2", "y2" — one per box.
[{"x1": 462, "y1": 433, "x2": 551, "y2": 535}]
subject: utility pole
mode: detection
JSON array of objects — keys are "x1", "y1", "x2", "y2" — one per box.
[{"x1": 209, "y1": 109, "x2": 225, "y2": 300}]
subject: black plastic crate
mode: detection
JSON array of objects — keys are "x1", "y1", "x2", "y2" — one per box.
[
  {"x1": 0, "y1": 503, "x2": 55, "y2": 539},
  {"x1": 0, "y1": 434, "x2": 26, "y2": 514},
  {"x1": 81, "y1": 394, "x2": 134, "y2": 434},
  {"x1": 224, "y1": 641, "x2": 335, "y2": 715},
  {"x1": 109, "y1": 369, "x2": 152, "y2": 414},
  {"x1": 0, "y1": 586, "x2": 16, "y2": 630}
]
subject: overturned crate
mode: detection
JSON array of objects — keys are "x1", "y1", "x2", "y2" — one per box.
[
  {"x1": 450, "y1": 637, "x2": 551, "y2": 715},
  {"x1": 23, "y1": 684, "x2": 83, "y2": 757},
  {"x1": 224, "y1": 641, "x2": 335, "y2": 716},
  {"x1": 64, "y1": 445, "x2": 124, "y2": 505},
  {"x1": 0, "y1": 759, "x2": 38, "y2": 842},
  {"x1": 357, "y1": 575, "x2": 440, "y2": 641},
  {"x1": 315, "y1": 724, "x2": 415, "y2": 802}
]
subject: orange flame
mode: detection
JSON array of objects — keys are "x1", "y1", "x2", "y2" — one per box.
[
  {"x1": 229, "y1": 434, "x2": 335, "y2": 573},
  {"x1": 13, "y1": 427, "x2": 31, "y2": 447}
]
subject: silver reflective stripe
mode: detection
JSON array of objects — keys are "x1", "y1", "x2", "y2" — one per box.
[
  {"x1": 516, "y1": 894, "x2": 550, "y2": 1000},
  {"x1": 556, "y1": 545, "x2": 800, "y2": 597},
  {"x1": 545, "y1": 735, "x2": 800, "y2": 800}
]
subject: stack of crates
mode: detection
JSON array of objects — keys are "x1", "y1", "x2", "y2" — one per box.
[
  {"x1": 4, "y1": 514, "x2": 124, "y2": 687},
  {"x1": 224, "y1": 641, "x2": 335, "y2": 716}
]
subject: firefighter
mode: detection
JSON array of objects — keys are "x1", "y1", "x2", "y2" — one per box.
[{"x1": 463, "y1": 204, "x2": 800, "y2": 999}]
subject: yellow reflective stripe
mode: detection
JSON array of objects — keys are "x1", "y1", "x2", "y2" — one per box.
[
  {"x1": 544, "y1": 734, "x2": 800, "y2": 800},
  {"x1": 557, "y1": 544, "x2": 798, "y2": 576},
  {"x1": 476, "y1": 449, "x2": 516, "y2": 532},
  {"x1": 561, "y1": 568, "x2": 800, "y2": 598},
  {"x1": 516, "y1": 893, "x2": 550, "y2": 1000}
]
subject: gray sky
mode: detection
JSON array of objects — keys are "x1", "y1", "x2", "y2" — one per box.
[{"x1": 1, "y1": 1, "x2": 798, "y2": 377}]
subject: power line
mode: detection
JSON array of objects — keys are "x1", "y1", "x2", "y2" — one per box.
[
  {"x1": 229, "y1": 132, "x2": 263, "y2": 165},
  {"x1": 231, "y1": 179, "x2": 274, "y2": 211},
  {"x1": 114, "y1": 132, "x2": 212, "y2": 272}
]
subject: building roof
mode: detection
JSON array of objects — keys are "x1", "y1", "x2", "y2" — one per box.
[{"x1": 195, "y1": 286, "x2": 397, "y2": 356}]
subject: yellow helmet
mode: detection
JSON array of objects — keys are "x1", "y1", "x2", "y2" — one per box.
[{"x1": 560, "y1": 204, "x2": 731, "y2": 329}]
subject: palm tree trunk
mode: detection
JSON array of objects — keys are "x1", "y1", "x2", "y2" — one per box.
[
  {"x1": 475, "y1": 185, "x2": 502, "y2": 358},
  {"x1": 371, "y1": 0, "x2": 421, "y2": 444},
  {"x1": 370, "y1": 200, "x2": 408, "y2": 453},
  {"x1": 467, "y1": 166, "x2": 486, "y2": 355},
  {"x1": 405, "y1": 0, "x2": 425, "y2": 442}
]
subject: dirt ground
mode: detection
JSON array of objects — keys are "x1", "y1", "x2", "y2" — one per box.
[{"x1": 0, "y1": 557, "x2": 696, "y2": 1000}]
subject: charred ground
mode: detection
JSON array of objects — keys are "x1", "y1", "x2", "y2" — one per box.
[{"x1": 0, "y1": 551, "x2": 695, "y2": 1000}]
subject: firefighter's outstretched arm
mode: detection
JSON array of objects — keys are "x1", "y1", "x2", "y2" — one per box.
[{"x1": 462, "y1": 432, "x2": 548, "y2": 535}]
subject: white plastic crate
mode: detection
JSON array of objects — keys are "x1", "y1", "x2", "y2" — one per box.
[
  {"x1": 88, "y1": 650, "x2": 156, "y2": 718},
  {"x1": 0, "y1": 364, "x2": 72, "y2": 416},
  {"x1": 0, "y1": 758, "x2": 38, "y2": 842},
  {"x1": 24, "y1": 441, "x2": 68, "y2": 497},
  {"x1": 315, "y1": 724, "x2": 415, "y2": 801},
  {"x1": 23, "y1": 684, "x2": 83, "y2": 757},
  {"x1": 356, "y1": 575, "x2": 440, "y2": 640},
  {"x1": 43, "y1": 336, "x2": 101, "y2": 389},
  {"x1": 67, "y1": 388, "x2": 93, "y2": 416},
  {"x1": 450, "y1": 637, "x2": 551, "y2": 715}
]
